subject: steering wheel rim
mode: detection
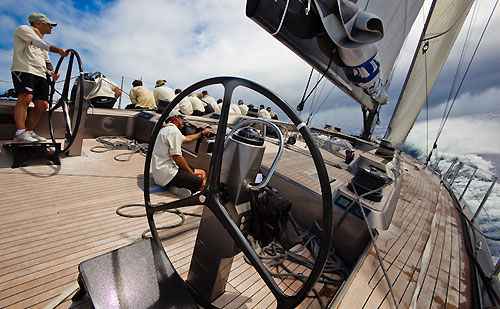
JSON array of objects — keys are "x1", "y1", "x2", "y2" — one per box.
[
  {"x1": 143, "y1": 76, "x2": 333, "y2": 309},
  {"x1": 48, "y1": 49, "x2": 84, "y2": 153}
]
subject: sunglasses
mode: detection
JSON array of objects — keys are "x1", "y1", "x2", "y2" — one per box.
[{"x1": 43, "y1": 22, "x2": 54, "y2": 28}]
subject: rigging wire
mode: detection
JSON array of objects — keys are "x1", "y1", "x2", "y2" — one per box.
[
  {"x1": 309, "y1": 85, "x2": 336, "y2": 124},
  {"x1": 443, "y1": 1, "x2": 478, "y2": 124},
  {"x1": 306, "y1": 72, "x2": 323, "y2": 125},
  {"x1": 297, "y1": 53, "x2": 334, "y2": 113},
  {"x1": 438, "y1": 0, "x2": 479, "y2": 140},
  {"x1": 350, "y1": 178, "x2": 400, "y2": 308},
  {"x1": 298, "y1": 67, "x2": 315, "y2": 115},
  {"x1": 427, "y1": 0, "x2": 498, "y2": 164}
]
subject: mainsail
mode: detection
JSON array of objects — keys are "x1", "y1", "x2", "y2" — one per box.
[{"x1": 384, "y1": 0, "x2": 475, "y2": 146}]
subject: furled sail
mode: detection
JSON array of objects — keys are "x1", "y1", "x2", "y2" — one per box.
[
  {"x1": 313, "y1": 0, "x2": 387, "y2": 104},
  {"x1": 384, "y1": 0, "x2": 475, "y2": 146},
  {"x1": 246, "y1": 0, "x2": 425, "y2": 112}
]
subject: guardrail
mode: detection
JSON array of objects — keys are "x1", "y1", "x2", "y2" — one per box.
[{"x1": 439, "y1": 159, "x2": 499, "y2": 279}]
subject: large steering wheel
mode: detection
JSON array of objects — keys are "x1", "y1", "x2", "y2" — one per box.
[
  {"x1": 48, "y1": 49, "x2": 84, "y2": 153},
  {"x1": 143, "y1": 77, "x2": 333, "y2": 308}
]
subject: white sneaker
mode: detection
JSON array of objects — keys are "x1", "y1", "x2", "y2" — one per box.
[
  {"x1": 14, "y1": 131, "x2": 37, "y2": 143},
  {"x1": 168, "y1": 186, "x2": 192, "y2": 198},
  {"x1": 28, "y1": 131, "x2": 47, "y2": 142}
]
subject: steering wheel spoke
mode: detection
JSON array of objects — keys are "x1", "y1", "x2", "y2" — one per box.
[
  {"x1": 148, "y1": 192, "x2": 207, "y2": 214},
  {"x1": 205, "y1": 196, "x2": 290, "y2": 301}
]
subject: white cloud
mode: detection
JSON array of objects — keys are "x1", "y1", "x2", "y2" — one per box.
[{"x1": 1, "y1": 0, "x2": 499, "y2": 134}]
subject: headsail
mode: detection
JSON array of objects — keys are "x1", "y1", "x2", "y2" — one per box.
[
  {"x1": 247, "y1": 0, "x2": 425, "y2": 136},
  {"x1": 384, "y1": 0, "x2": 475, "y2": 146}
]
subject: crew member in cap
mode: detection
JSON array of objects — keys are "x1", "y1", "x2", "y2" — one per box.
[
  {"x1": 153, "y1": 79, "x2": 175, "y2": 104},
  {"x1": 152, "y1": 109, "x2": 212, "y2": 198},
  {"x1": 11, "y1": 13, "x2": 69, "y2": 142}
]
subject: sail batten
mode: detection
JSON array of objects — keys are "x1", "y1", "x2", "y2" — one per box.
[{"x1": 384, "y1": 0, "x2": 475, "y2": 145}]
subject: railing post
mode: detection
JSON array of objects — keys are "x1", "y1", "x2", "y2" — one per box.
[
  {"x1": 450, "y1": 162, "x2": 463, "y2": 185},
  {"x1": 443, "y1": 159, "x2": 457, "y2": 181},
  {"x1": 471, "y1": 176, "x2": 497, "y2": 222},
  {"x1": 118, "y1": 76, "x2": 124, "y2": 109},
  {"x1": 459, "y1": 167, "x2": 477, "y2": 201},
  {"x1": 488, "y1": 257, "x2": 500, "y2": 280}
]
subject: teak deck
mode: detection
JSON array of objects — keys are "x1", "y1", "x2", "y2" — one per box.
[{"x1": 0, "y1": 138, "x2": 471, "y2": 308}]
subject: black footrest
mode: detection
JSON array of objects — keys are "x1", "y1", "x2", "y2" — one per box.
[
  {"x1": 6, "y1": 142, "x2": 61, "y2": 168},
  {"x1": 77, "y1": 238, "x2": 200, "y2": 308}
]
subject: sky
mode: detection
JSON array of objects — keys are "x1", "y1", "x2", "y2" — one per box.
[{"x1": 0, "y1": 0, "x2": 499, "y2": 142}]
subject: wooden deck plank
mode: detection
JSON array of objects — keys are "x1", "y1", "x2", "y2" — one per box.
[
  {"x1": 431, "y1": 192, "x2": 454, "y2": 308},
  {"x1": 0, "y1": 137, "x2": 475, "y2": 308}
]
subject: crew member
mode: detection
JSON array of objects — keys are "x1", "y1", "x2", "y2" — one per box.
[
  {"x1": 152, "y1": 109, "x2": 212, "y2": 198},
  {"x1": 153, "y1": 79, "x2": 175, "y2": 103},
  {"x1": 11, "y1": 13, "x2": 69, "y2": 142},
  {"x1": 127, "y1": 80, "x2": 156, "y2": 109}
]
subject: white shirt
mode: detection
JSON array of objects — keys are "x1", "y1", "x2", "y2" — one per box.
[
  {"x1": 177, "y1": 95, "x2": 193, "y2": 115},
  {"x1": 238, "y1": 104, "x2": 249, "y2": 115},
  {"x1": 11, "y1": 25, "x2": 51, "y2": 78},
  {"x1": 152, "y1": 124, "x2": 186, "y2": 186},
  {"x1": 217, "y1": 103, "x2": 241, "y2": 114},
  {"x1": 189, "y1": 96, "x2": 205, "y2": 112},
  {"x1": 89, "y1": 77, "x2": 119, "y2": 99},
  {"x1": 154, "y1": 85, "x2": 175, "y2": 103},
  {"x1": 258, "y1": 109, "x2": 271, "y2": 119},
  {"x1": 202, "y1": 95, "x2": 220, "y2": 113},
  {"x1": 231, "y1": 104, "x2": 242, "y2": 114}
]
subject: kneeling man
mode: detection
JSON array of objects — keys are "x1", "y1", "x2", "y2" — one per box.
[{"x1": 152, "y1": 109, "x2": 212, "y2": 198}]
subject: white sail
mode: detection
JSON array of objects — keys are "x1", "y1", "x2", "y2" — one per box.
[{"x1": 384, "y1": 0, "x2": 475, "y2": 145}]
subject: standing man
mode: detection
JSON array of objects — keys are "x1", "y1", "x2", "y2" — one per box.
[
  {"x1": 11, "y1": 13, "x2": 69, "y2": 142},
  {"x1": 152, "y1": 109, "x2": 212, "y2": 198}
]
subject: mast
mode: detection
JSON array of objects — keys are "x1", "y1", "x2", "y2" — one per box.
[{"x1": 384, "y1": 0, "x2": 475, "y2": 146}]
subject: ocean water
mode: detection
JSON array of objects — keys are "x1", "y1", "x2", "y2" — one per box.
[
  {"x1": 433, "y1": 156, "x2": 500, "y2": 262},
  {"x1": 403, "y1": 111, "x2": 500, "y2": 263}
]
